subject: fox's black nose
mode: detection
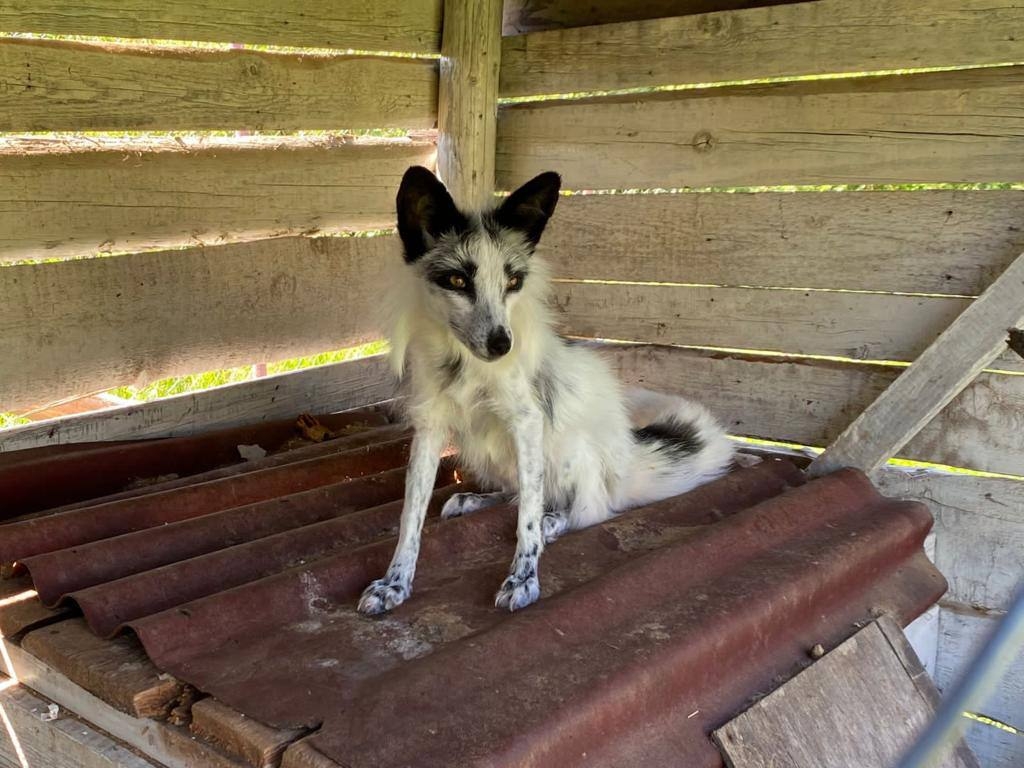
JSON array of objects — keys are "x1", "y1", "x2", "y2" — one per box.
[{"x1": 486, "y1": 327, "x2": 512, "y2": 358}]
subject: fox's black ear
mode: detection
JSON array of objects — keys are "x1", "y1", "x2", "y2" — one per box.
[
  {"x1": 396, "y1": 166, "x2": 468, "y2": 263},
  {"x1": 494, "y1": 171, "x2": 561, "y2": 246}
]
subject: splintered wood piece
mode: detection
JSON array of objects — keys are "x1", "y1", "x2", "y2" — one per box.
[
  {"x1": 20, "y1": 618, "x2": 181, "y2": 719},
  {"x1": 191, "y1": 698, "x2": 307, "y2": 768},
  {"x1": 714, "y1": 620, "x2": 977, "y2": 768}
]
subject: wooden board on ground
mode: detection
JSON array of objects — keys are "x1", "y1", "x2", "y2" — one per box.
[
  {"x1": 191, "y1": 698, "x2": 306, "y2": 768},
  {"x1": 541, "y1": 190, "x2": 1024, "y2": 296},
  {"x1": 605, "y1": 344, "x2": 1024, "y2": 478},
  {"x1": 0, "y1": 354, "x2": 394, "y2": 452},
  {"x1": 20, "y1": 618, "x2": 182, "y2": 719},
  {"x1": 500, "y1": 0, "x2": 1024, "y2": 97},
  {"x1": 552, "y1": 280, "x2": 1024, "y2": 372},
  {"x1": 0, "y1": 39, "x2": 437, "y2": 132},
  {"x1": 1, "y1": 0, "x2": 443, "y2": 54},
  {"x1": 0, "y1": 138, "x2": 432, "y2": 263},
  {"x1": 497, "y1": 66, "x2": 1024, "y2": 190},
  {"x1": 0, "y1": 235, "x2": 397, "y2": 412},
  {"x1": 714, "y1": 619, "x2": 975, "y2": 768},
  {"x1": 0, "y1": 574, "x2": 66, "y2": 638},
  {"x1": 809, "y1": 252, "x2": 1024, "y2": 477}
]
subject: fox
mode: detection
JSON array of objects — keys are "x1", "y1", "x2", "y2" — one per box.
[{"x1": 357, "y1": 166, "x2": 735, "y2": 614}]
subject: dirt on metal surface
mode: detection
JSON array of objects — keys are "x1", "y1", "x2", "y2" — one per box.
[{"x1": 0, "y1": 418, "x2": 945, "y2": 768}]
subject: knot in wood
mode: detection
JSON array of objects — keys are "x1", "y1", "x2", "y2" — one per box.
[{"x1": 692, "y1": 131, "x2": 716, "y2": 153}]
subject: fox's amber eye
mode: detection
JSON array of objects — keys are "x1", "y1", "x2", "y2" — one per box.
[
  {"x1": 507, "y1": 275, "x2": 521, "y2": 290},
  {"x1": 448, "y1": 274, "x2": 467, "y2": 289}
]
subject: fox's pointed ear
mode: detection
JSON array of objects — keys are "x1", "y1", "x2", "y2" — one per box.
[
  {"x1": 396, "y1": 166, "x2": 468, "y2": 263},
  {"x1": 494, "y1": 171, "x2": 561, "y2": 247}
]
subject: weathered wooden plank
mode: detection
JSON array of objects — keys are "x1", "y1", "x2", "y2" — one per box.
[
  {"x1": 552, "y1": 280, "x2": 1024, "y2": 372},
  {"x1": 0, "y1": 39, "x2": 437, "y2": 133},
  {"x1": 714, "y1": 621, "x2": 967, "y2": 768},
  {"x1": 501, "y1": 0, "x2": 792, "y2": 34},
  {"x1": 501, "y1": 0, "x2": 1024, "y2": 98},
  {"x1": 541, "y1": 190, "x2": 1024, "y2": 296},
  {"x1": 437, "y1": 0, "x2": 503, "y2": 209},
  {"x1": 0, "y1": 681, "x2": 160, "y2": 768},
  {"x1": 936, "y1": 609, "x2": 1024, "y2": 768},
  {"x1": 605, "y1": 344, "x2": 1024, "y2": 477},
  {"x1": 0, "y1": 139, "x2": 432, "y2": 262},
  {"x1": 497, "y1": 66, "x2": 1024, "y2": 190},
  {"x1": 0, "y1": 354, "x2": 395, "y2": 452},
  {"x1": 191, "y1": 698, "x2": 306, "y2": 768},
  {"x1": 1, "y1": 0, "x2": 443, "y2": 55},
  {"x1": 809, "y1": 252, "x2": 1024, "y2": 477},
  {"x1": 876, "y1": 470, "x2": 1024, "y2": 614},
  {"x1": 0, "y1": 235, "x2": 397, "y2": 412}
]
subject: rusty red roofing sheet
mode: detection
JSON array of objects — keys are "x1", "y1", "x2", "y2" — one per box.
[{"x1": 0, "y1": 423, "x2": 944, "y2": 768}]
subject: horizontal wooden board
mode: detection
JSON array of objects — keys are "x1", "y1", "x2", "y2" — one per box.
[
  {"x1": 501, "y1": 0, "x2": 1024, "y2": 97},
  {"x1": 2, "y1": 0, "x2": 442, "y2": 54},
  {"x1": 876, "y1": 470, "x2": 1024, "y2": 613},
  {"x1": 502, "y1": 0, "x2": 792, "y2": 34},
  {"x1": 0, "y1": 236, "x2": 399, "y2": 412},
  {"x1": 542, "y1": 190, "x2": 1024, "y2": 295},
  {"x1": 0, "y1": 39, "x2": 437, "y2": 132},
  {"x1": 605, "y1": 344, "x2": 1024, "y2": 477},
  {"x1": 0, "y1": 354, "x2": 394, "y2": 452},
  {"x1": 0, "y1": 139, "x2": 432, "y2": 262},
  {"x1": 553, "y1": 280, "x2": 1024, "y2": 372},
  {"x1": 497, "y1": 66, "x2": 1024, "y2": 190}
]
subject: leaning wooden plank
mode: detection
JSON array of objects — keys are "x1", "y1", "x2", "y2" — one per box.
[
  {"x1": 501, "y1": 0, "x2": 1024, "y2": 98},
  {"x1": 0, "y1": 681, "x2": 160, "y2": 768},
  {"x1": 0, "y1": 235, "x2": 397, "y2": 413},
  {"x1": 808, "y1": 252, "x2": 1024, "y2": 477},
  {"x1": 437, "y1": 0, "x2": 504, "y2": 209},
  {"x1": 497, "y1": 66, "x2": 1024, "y2": 190},
  {"x1": 191, "y1": 698, "x2": 306, "y2": 768},
  {"x1": 501, "y1": 0, "x2": 790, "y2": 34},
  {"x1": 0, "y1": 39, "x2": 437, "y2": 133},
  {"x1": 714, "y1": 621, "x2": 969, "y2": 768},
  {"x1": 0, "y1": 138, "x2": 432, "y2": 262},
  {"x1": 552, "y1": 281, "x2": 1024, "y2": 372},
  {"x1": 542, "y1": 190, "x2": 1024, "y2": 296},
  {"x1": 2, "y1": 0, "x2": 442, "y2": 54},
  {"x1": 0, "y1": 641, "x2": 248, "y2": 768},
  {"x1": 0, "y1": 354, "x2": 394, "y2": 452},
  {"x1": 605, "y1": 344, "x2": 1024, "y2": 478}
]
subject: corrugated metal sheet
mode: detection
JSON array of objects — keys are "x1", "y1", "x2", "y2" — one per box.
[{"x1": 0, "y1": 413, "x2": 945, "y2": 768}]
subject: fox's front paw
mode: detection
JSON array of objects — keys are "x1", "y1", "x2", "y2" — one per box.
[
  {"x1": 358, "y1": 578, "x2": 410, "y2": 615},
  {"x1": 494, "y1": 571, "x2": 540, "y2": 612},
  {"x1": 441, "y1": 492, "x2": 487, "y2": 519}
]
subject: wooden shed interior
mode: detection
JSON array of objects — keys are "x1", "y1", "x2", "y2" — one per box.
[{"x1": 1, "y1": 1, "x2": 1023, "y2": 766}]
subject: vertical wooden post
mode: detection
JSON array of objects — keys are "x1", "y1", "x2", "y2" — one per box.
[{"x1": 437, "y1": 0, "x2": 504, "y2": 210}]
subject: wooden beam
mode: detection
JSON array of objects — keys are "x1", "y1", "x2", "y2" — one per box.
[
  {"x1": 808, "y1": 252, "x2": 1024, "y2": 477},
  {"x1": 0, "y1": 0, "x2": 443, "y2": 55},
  {"x1": 0, "y1": 39, "x2": 437, "y2": 132},
  {"x1": 497, "y1": 66, "x2": 1024, "y2": 190},
  {"x1": 437, "y1": 0, "x2": 503, "y2": 209},
  {"x1": 0, "y1": 138, "x2": 433, "y2": 263},
  {"x1": 501, "y1": 0, "x2": 1024, "y2": 98},
  {"x1": 0, "y1": 354, "x2": 394, "y2": 452},
  {"x1": 191, "y1": 698, "x2": 306, "y2": 768}
]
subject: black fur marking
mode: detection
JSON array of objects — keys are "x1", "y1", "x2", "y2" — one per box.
[
  {"x1": 633, "y1": 416, "x2": 704, "y2": 458},
  {"x1": 504, "y1": 262, "x2": 528, "y2": 294},
  {"x1": 425, "y1": 261, "x2": 477, "y2": 300},
  {"x1": 396, "y1": 167, "x2": 470, "y2": 263},
  {"x1": 495, "y1": 172, "x2": 562, "y2": 246},
  {"x1": 533, "y1": 365, "x2": 558, "y2": 424},
  {"x1": 440, "y1": 353, "x2": 463, "y2": 389}
]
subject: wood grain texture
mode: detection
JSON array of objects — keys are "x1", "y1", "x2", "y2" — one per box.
[
  {"x1": 502, "y1": 0, "x2": 792, "y2": 34},
  {"x1": 0, "y1": 236, "x2": 398, "y2": 412},
  {"x1": 437, "y1": 0, "x2": 503, "y2": 208},
  {"x1": 935, "y1": 610, "x2": 1024, "y2": 768},
  {"x1": 497, "y1": 66, "x2": 1024, "y2": 190},
  {"x1": 1, "y1": 0, "x2": 443, "y2": 54},
  {"x1": 542, "y1": 190, "x2": 1024, "y2": 295},
  {"x1": 714, "y1": 621, "x2": 967, "y2": 768},
  {"x1": 809, "y1": 252, "x2": 1024, "y2": 476},
  {"x1": 552, "y1": 280, "x2": 1024, "y2": 372},
  {"x1": 0, "y1": 355, "x2": 394, "y2": 452},
  {"x1": 501, "y1": 0, "x2": 1024, "y2": 97},
  {"x1": 0, "y1": 39, "x2": 437, "y2": 132},
  {"x1": 191, "y1": 698, "x2": 305, "y2": 768},
  {"x1": 605, "y1": 344, "x2": 1024, "y2": 477},
  {"x1": 0, "y1": 139, "x2": 432, "y2": 262}
]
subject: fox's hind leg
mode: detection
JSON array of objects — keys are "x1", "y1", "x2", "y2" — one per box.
[{"x1": 441, "y1": 491, "x2": 514, "y2": 519}]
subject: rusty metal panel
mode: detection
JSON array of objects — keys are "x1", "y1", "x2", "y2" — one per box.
[{"x1": 0, "y1": 421, "x2": 945, "y2": 768}]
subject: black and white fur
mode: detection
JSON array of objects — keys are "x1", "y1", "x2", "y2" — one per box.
[{"x1": 357, "y1": 167, "x2": 735, "y2": 614}]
